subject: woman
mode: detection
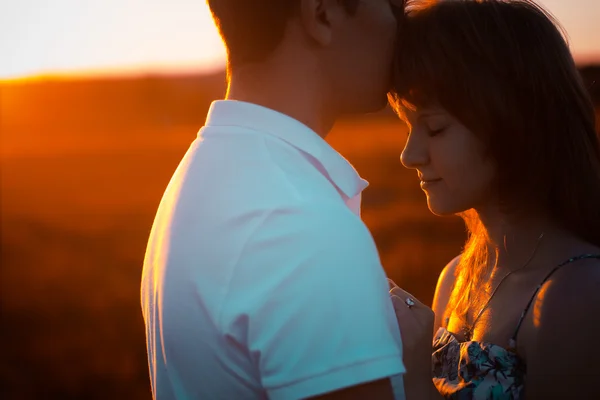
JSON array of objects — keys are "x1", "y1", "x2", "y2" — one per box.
[{"x1": 388, "y1": 0, "x2": 600, "y2": 399}]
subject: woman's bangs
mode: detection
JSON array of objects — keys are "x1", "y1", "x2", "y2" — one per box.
[{"x1": 389, "y1": 46, "x2": 445, "y2": 120}]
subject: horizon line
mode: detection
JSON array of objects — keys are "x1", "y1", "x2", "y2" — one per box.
[
  {"x1": 3, "y1": 56, "x2": 600, "y2": 84},
  {"x1": 0, "y1": 63, "x2": 228, "y2": 84}
]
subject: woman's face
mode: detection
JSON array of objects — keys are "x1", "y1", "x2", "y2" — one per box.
[{"x1": 400, "y1": 105, "x2": 497, "y2": 216}]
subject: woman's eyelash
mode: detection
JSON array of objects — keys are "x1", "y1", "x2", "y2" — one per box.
[{"x1": 428, "y1": 127, "x2": 446, "y2": 136}]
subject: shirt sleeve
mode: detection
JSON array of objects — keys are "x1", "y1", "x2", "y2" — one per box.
[{"x1": 225, "y1": 201, "x2": 405, "y2": 400}]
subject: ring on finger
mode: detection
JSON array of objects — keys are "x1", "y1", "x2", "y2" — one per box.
[{"x1": 405, "y1": 297, "x2": 416, "y2": 309}]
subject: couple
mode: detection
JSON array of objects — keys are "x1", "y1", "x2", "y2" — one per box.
[{"x1": 140, "y1": 0, "x2": 600, "y2": 399}]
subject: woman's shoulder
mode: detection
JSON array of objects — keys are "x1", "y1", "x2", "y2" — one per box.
[
  {"x1": 522, "y1": 254, "x2": 600, "y2": 389},
  {"x1": 529, "y1": 254, "x2": 600, "y2": 338},
  {"x1": 437, "y1": 255, "x2": 461, "y2": 292},
  {"x1": 543, "y1": 248, "x2": 600, "y2": 284},
  {"x1": 432, "y1": 255, "x2": 461, "y2": 328},
  {"x1": 540, "y1": 253, "x2": 600, "y2": 304}
]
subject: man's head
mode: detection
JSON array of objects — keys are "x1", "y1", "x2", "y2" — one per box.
[{"x1": 207, "y1": 0, "x2": 400, "y2": 115}]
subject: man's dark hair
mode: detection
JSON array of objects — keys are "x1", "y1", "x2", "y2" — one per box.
[{"x1": 207, "y1": 0, "x2": 360, "y2": 70}]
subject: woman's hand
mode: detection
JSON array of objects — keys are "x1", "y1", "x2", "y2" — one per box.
[{"x1": 388, "y1": 279, "x2": 439, "y2": 399}]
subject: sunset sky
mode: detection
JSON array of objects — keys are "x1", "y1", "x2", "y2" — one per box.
[{"x1": 2, "y1": 0, "x2": 599, "y2": 79}]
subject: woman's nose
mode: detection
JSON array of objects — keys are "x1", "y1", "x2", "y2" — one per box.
[{"x1": 400, "y1": 132, "x2": 429, "y2": 169}]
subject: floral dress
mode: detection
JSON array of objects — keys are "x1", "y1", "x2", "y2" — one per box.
[
  {"x1": 432, "y1": 327, "x2": 525, "y2": 399},
  {"x1": 431, "y1": 254, "x2": 600, "y2": 399}
]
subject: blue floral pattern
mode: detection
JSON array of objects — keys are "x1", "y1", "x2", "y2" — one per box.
[{"x1": 432, "y1": 327, "x2": 525, "y2": 399}]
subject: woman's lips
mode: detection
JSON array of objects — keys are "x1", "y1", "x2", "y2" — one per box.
[{"x1": 419, "y1": 178, "x2": 443, "y2": 189}]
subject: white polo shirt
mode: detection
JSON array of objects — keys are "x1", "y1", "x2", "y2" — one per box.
[{"x1": 141, "y1": 100, "x2": 405, "y2": 400}]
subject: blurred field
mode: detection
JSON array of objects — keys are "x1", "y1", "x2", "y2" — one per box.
[
  {"x1": 3, "y1": 67, "x2": 597, "y2": 398},
  {"x1": 0, "y1": 116, "x2": 465, "y2": 399}
]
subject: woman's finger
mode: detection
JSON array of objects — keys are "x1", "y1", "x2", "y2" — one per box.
[
  {"x1": 391, "y1": 294, "x2": 435, "y2": 334},
  {"x1": 389, "y1": 286, "x2": 426, "y2": 308},
  {"x1": 390, "y1": 294, "x2": 419, "y2": 315}
]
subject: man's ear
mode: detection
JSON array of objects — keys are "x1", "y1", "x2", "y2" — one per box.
[{"x1": 299, "y1": 0, "x2": 346, "y2": 46}]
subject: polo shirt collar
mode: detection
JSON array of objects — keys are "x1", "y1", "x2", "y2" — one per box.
[{"x1": 203, "y1": 100, "x2": 369, "y2": 199}]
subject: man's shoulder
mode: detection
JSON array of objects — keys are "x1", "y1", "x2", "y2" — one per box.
[{"x1": 188, "y1": 128, "x2": 342, "y2": 204}]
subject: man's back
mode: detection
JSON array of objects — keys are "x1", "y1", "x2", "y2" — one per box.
[{"x1": 141, "y1": 101, "x2": 404, "y2": 399}]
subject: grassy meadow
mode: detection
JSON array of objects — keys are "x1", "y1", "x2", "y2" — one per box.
[
  {"x1": 1, "y1": 118, "x2": 465, "y2": 399},
  {"x1": 3, "y1": 66, "x2": 597, "y2": 398}
]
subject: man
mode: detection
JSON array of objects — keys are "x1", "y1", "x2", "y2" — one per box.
[{"x1": 141, "y1": 0, "x2": 407, "y2": 398}]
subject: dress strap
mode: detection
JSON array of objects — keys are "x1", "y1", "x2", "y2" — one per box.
[{"x1": 508, "y1": 254, "x2": 600, "y2": 351}]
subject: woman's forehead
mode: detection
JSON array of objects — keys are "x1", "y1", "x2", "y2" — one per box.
[{"x1": 404, "y1": 101, "x2": 446, "y2": 117}]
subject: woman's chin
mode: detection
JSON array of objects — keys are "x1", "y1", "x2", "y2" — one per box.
[{"x1": 426, "y1": 199, "x2": 465, "y2": 217}]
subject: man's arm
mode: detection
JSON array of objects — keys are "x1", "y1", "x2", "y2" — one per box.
[
  {"x1": 308, "y1": 378, "x2": 395, "y2": 400},
  {"x1": 308, "y1": 376, "x2": 444, "y2": 400}
]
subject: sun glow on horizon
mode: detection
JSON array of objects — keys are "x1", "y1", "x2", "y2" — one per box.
[
  {"x1": 1, "y1": 0, "x2": 598, "y2": 80},
  {"x1": 1, "y1": 0, "x2": 226, "y2": 80},
  {"x1": 0, "y1": 61, "x2": 227, "y2": 84}
]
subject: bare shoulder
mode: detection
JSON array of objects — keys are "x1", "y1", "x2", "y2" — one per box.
[
  {"x1": 538, "y1": 256, "x2": 600, "y2": 314},
  {"x1": 432, "y1": 255, "x2": 461, "y2": 329},
  {"x1": 524, "y1": 256, "x2": 600, "y2": 396},
  {"x1": 439, "y1": 255, "x2": 461, "y2": 284},
  {"x1": 529, "y1": 255, "x2": 600, "y2": 349}
]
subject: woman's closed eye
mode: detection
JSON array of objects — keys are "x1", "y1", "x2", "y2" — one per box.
[{"x1": 427, "y1": 126, "x2": 447, "y2": 136}]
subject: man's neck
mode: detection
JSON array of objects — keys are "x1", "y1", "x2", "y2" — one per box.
[{"x1": 225, "y1": 65, "x2": 337, "y2": 138}]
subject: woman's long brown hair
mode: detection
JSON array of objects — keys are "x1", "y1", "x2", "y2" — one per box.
[{"x1": 388, "y1": 0, "x2": 600, "y2": 324}]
